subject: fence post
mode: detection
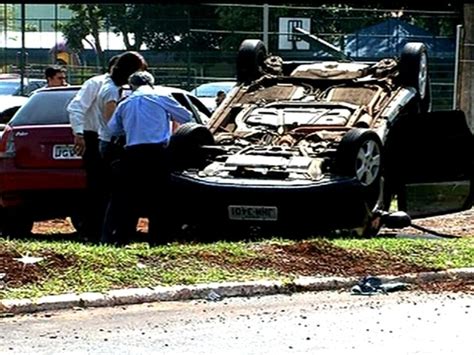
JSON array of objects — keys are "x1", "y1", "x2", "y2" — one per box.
[
  {"x1": 263, "y1": 4, "x2": 269, "y2": 48},
  {"x1": 453, "y1": 24, "x2": 462, "y2": 109},
  {"x1": 19, "y1": 4, "x2": 25, "y2": 95}
]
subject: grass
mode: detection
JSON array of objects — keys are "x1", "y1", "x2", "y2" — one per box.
[
  {"x1": 1, "y1": 236, "x2": 474, "y2": 300},
  {"x1": 333, "y1": 238, "x2": 474, "y2": 269}
]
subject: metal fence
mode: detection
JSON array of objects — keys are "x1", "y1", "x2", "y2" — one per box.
[{"x1": 0, "y1": 3, "x2": 461, "y2": 106}]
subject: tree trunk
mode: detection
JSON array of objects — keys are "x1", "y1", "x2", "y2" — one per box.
[{"x1": 87, "y1": 5, "x2": 105, "y2": 71}]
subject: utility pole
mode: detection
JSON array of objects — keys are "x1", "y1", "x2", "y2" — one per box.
[
  {"x1": 459, "y1": 3, "x2": 474, "y2": 133},
  {"x1": 263, "y1": 4, "x2": 269, "y2": 48},
  {"x1": 19, "y1": 3, "x2": 25, "y2": 95}
]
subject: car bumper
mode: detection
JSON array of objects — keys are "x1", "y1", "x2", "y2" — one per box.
[{"x1": 169, "y1": 173, "x2": 371, "y2": 235}]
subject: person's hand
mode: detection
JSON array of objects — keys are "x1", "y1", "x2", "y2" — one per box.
[{"x1": 74, "y1": 135, "x2": 86, "y2": 156}]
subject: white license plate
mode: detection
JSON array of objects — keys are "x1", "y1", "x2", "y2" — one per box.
[
  {"x1": 228, "y1": 205, "x2": 278, "y2": 221},
  {"x1": 52, "y1": 144, "x2": 81, "y2": 160}
]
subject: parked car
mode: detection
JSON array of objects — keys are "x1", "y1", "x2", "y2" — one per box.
[
  {"x1": 190, "y1": 81, "x2": 236, "y2": 114},
  {"x1": 0, "y1": 85, "x2": 210, "y2": 237},
  {"x1": 0, "y1": 74, "x2": 46, "y2": 96},
  {"x1": 166, "y1": 39, "x2": 474, "y2": 239},
  {"x1": 0, "y1": 95, "x2": 29, "y2": 132}
]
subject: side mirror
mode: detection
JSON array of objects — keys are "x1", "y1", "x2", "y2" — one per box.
[{"x1": 380, "y1": 211, "x2": 412, "y2": 229}]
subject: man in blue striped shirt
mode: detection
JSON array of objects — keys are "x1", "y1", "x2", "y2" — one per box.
[{"x1": 106, "y1": 71, "x2": 192, "y2": 245}]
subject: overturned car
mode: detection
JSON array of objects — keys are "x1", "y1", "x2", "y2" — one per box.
[{"x1": 168, "y1": 39, "x2": 474, "y2": 239}]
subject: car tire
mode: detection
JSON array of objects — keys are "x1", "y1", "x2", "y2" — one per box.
[
  {"x1": 336, "y1": 128, "x2": 383, "y2": 188},
  {"x1": 336, "y1": 128, "x2": 385, "y2": 237},
  {"x1": 169, "y1": 122, "x2": 215, "y2": 169},
  {"x1": 399, "y1": 42, "x2": 430, "y2": 106},
  {"x1": 236, "y1": 39, "x2": 267, "y2": 84}
]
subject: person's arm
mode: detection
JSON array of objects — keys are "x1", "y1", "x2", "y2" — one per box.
[
  {"x1": 103, "y1": 101, "x2": 117, "y2": 123},
  {"x1": 67, "y1": 78, "x2": 101, "y2": 136},
  {"x1": 107, "y1": 103, "x2": 125, "y2": 137},
  {"x1": 67, "y1": 78, "x2": 101, "y2": 156},
  {"x1": 159, "y1": 96, "x2": 192, "y2": 124},
  {"x1": 99, "y1": 84, "x2": 121, "y2": 123}
]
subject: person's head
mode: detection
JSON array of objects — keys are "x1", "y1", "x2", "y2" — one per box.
[
  {"x1": 44, "y1": 65, "x2": 67, "y2": 87},
  {"x1": 215, "y1": 90, "x2": 226, "y2": 105},
  {"x1": 128, "y1": 71, "x2": 155, "y2": 91},
  {"x1": 106, "y1": 55, "x2": 120, "y2": 74},
  {"x1": 110, "y1": 51, "x2": 148, "y2": 86}
]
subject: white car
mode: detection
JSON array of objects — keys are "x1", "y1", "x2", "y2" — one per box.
[
  {"x1": 0, "y1": 75, "x2": 46, "y2": 96},
  {"x1": 190, "y1": 81, "x2": 236, "y2": 113}
]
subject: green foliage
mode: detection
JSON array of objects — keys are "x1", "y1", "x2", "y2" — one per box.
[{"x1": 59, "y1": 4, "x2": 106, "y2": 69}]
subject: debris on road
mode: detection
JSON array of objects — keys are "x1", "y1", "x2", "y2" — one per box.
[{"x1": 351, "y1": 275, "x2": 410, "y2": 295}]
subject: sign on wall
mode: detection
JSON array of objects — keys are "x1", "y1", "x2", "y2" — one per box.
[{"x1": 278, "y1": 17, "x2": 311, "y2": 50}]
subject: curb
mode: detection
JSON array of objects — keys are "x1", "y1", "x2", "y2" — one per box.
[{"x1": 1, "y1": 267, "x2": 474, "y2": 315}]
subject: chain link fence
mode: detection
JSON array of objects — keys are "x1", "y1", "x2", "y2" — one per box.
[{"x1": 0, "y1": 4, "x2": 461, "y2": 109}]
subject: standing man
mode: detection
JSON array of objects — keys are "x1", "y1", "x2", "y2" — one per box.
[
  {"x1": 44, "y1": 65, "x2": 68, "y2": 87},
  {"x1": 97, "y1": 51, "x2": 148, "y2": 244},
  {"x1": 67, "y1": 55, "x2": 119, "y2": 242},
  {"x1": 107, "y1": 71, "x2": 192, "y2": 246}
]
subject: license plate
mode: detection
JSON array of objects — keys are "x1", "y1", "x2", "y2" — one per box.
[
  {"x1": 228, "y1": 205, "x2": 278, "y2": 221},
  {"x1": 52, "y1": 144, "x2": 81, "y2": 160}
]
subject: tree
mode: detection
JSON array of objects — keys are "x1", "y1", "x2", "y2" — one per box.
[
  {"x1": 138, "y1": 4, "x2": 220, "y2": 52},
  {"x1": 61, "y1": 4, "x2": 221, "y2": 62},
  {"x1": 100, "y1": 4, "x2": 147, "y2": 51},
  {"x1": 59, "y1": 4, "x2": 105, "y2": 68}
]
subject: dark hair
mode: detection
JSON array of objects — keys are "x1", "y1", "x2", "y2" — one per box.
[
  {"x1": 44, "y1": 65, "x2": 65, "y2": 79},
  {"x1": 110, "y1": 51, "x2": 148, "y2": 86},
  {"x1": 217, "y1": 90, "x2": 225, "y2": 96},
  {"x1": 107, "y1": 55, "x2": 120, "y2": 73}
]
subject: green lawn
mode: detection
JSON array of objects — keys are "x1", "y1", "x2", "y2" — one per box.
[{"x1": 1, "y1": 236, "x2": 473, "y2": 300}]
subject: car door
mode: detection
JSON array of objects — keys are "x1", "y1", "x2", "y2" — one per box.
[
  {"x1": 170, "y1": 92, "x2": 211, "y2": 125},
  {"x1": 386, "y1": 110, "x2": 474, "y2": 218}
]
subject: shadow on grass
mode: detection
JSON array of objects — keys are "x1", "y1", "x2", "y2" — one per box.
[{"x1": 7, "y1": 226, "x2": 403, "y2": 245}]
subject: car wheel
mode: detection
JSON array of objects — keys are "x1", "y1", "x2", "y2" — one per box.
[
  {"x1": 168, "y1": 122, "x2": 215, "y2": 169},
  {"x1": 336, "y1": 128, "x2": 385, "y2": 237},
  {"x1": 399, "y1": 42, "x2": 430, "y2": 105},
  {"x1": 236, "y1": 39, "x2": 267, "y2": 84},
  {"x1": 336, "y1": 128, "x2": 383, "y2": 187}
]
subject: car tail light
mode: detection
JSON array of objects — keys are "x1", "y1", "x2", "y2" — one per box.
[{"x1": 0, "y1": 125, "x2": 16, "y2": 158}]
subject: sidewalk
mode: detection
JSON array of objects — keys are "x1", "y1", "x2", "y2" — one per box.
[{"x1": 2, "y1": 267, "x2": 474, "y2": 315}]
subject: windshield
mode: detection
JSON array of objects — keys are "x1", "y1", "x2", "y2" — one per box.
[{"x1": 191, "y1": 83, "x2": 235, "y2": 97}]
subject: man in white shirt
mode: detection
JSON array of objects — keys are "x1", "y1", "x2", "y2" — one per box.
[{"x1": 67, "y1": 55, "x2": 119, "y2": 243}]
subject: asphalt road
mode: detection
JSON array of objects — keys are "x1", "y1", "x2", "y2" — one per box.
[{"x1": 1, "y1": 291, "x2": 473, "y2": 355}]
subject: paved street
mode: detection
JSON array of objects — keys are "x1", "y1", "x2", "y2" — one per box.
[{"x1": 1, "y1": 290, "x2": 473, "y2": 354}]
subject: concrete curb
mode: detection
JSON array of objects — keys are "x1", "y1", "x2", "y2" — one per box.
[{"x1": 1, "y1": 267, "x2": 474, "y2": 315}]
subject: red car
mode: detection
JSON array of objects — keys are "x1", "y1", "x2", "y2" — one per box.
[{"x1": 0, "y1": 85, "x2": 210, "y2": 237}]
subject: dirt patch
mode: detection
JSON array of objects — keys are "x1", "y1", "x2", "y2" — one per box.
[
  {"x1": 0, "y1": 248, "x2": 76, "y2": 289},
  {"x1": 245, "y1": 241, "x2": 439, "y2": 277}
]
